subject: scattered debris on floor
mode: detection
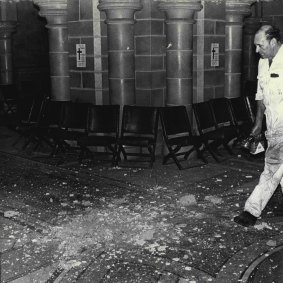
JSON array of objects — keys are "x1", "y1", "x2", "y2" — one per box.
[
  {"x1": 1, "y1": 144, "x2": 283, "y2": 282},
  {"x1": 254, "y1": 222, "x2": 273, "y2": 230},
  {"x1": 4, "y1": 210, "x2": 20, "y2": 218},
  {"x1": 179, "y1": 194, "x2": 197, "y2": 206},
  {"x1": 204, "y1": 195, "x2": 223, "y2": 205}
]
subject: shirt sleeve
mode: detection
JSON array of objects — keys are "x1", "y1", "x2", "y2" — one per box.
[
  {"x1": 255, "y1": 59, "x2": 264, "y2": 101},
  {"x1": 255, "y1": 81, "x2": 263, "y2": 101}
]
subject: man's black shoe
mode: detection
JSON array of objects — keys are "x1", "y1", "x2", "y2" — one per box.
[{"x1": 234, "y1": 211, "x2": 257, "y2": 227}]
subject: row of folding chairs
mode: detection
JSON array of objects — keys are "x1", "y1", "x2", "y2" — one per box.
[
  {"x1": 12, "y1": 96, "x2": 256, "y2": 169},
  {"x1": 165, "y1": 96, "x2": 255, "y2": 169},
  {"x1": 13, "y1": 98, "x2": 159, "y2": 167}
]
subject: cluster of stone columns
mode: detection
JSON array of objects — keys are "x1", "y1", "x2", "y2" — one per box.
[
  {"x1": 31, "y1": 0, "x2": 256, "y2": 105},
  {"x1": 97, "y1": 0, "x2": 256, "y2": 106}
]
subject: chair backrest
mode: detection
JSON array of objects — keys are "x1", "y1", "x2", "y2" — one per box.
[
  {"x1": 228, "y1": 96, "x2": 254, "y2": 126},
  {"x1": 88, "y1": 105, "x2": 120, "y2": 135},
  {"x1": 244, "y1": 81, "x2": 257, "y2": 97},
  {"x1": 160, "y1": 106, "x2": 193, "y2": 138},
  {"x1": 29, "y1": 97, "x2": 46, "y2": 123},
  {"x1": 60, "y1": 102, "x2": 89, "y2": 130},
  {"x1": 209, "y1": 98, "x2": 234, "y2": 127},
  {"x1": 1, "y1": 84, "x2": 17, "y2": 100},
  {"x1": 16, "y1": 96, "x2": 34, "y2": 122},
  {"x1": 193, "y1": 101, "x2": 216, "y2": 134},
  {"x1": 39, "y1": 99, "x2": 66, "y2": 127},
  {"x1": 17, "y1": 96, "x2": 45, "y2": 124},
  {"x1": 121, "y1": 105, "x2": 159, "y2": 137},
  {"x1": 19, "y1": 81, "x2": 39, "y2": 98}
]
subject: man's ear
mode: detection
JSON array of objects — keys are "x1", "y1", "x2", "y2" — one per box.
[{"x1": 270, "y1": 38, "x2": 276, "y2": 47}]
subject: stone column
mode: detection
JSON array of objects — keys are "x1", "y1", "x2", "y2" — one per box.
[
  {"x1": 243, "y1": 16, "x2": 261, "y2": 83},
  {"x1": 0, "y1": 21, "x2": 16, "y2": 85},
  {"x1": 158, "y1": 0, "x2": 202, "y2": 108},
  {"x1": 98, "y1": 0, "x2": 142, "y2": 105},
  {"x1": 33, "y1": 0, "x2": 70, "y2": 101},
  {"x1": 225, "y1": 0, "x2": 255, "y2": 98}
]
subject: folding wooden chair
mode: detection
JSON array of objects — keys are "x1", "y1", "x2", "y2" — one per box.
[
  {"x1": 30, "y1": 98, "x2": 66, "y2": 152},
  {"x1": 50, "y1": 102, "x2": 90, "y2": 157},
  {"x1": 228, "y1": 96, "x2": 255, "y2": 142},
  {"x1": 13, "y1": 96, "x2": 45, "y2": 149},
  {"x1": 193, "y1": 101, "x2": 234, "y2": 161},
  {"x1": 116, "y1": 105, "x2": 159, "y2": 168},
  {"x1": 77, "y1": 105, "x2": 120, "y2": 165},
  {"x1": 209, "y1": 97, "x2": 238, "y2": 144},
  {"x1": 160, "y1": 106, "x2": 207, "y2": 170}
]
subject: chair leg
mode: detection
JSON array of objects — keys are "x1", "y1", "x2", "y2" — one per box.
[
  {"x1": 205, "y1": 142, "x2": 220, "y2": 162},
  {"x1": 184, "y1": 147, "x2": 194, "y2": 160},
  {"x1": 114, "y1": 153, "x2": 119, "y2": 166},
  {"x1": 36, "y1": 130, "x2": 53, "y2": 148},
  {"x1": 148, "y1": 145, "x2": 156, "y2": 168},
  {"x1": 233, "y1": 136, "x2": 240, "y2": 148},
  {"x1": 210, "y1": 140, "x2": 223, "y2": 156},
  {"x1": 115, "y1": 146, "x2": 122, "y2": 166},
  {"x1": 22, "y1": 133, "x2": 34, "y2": 150},
  {"x1": 78, "y1": 147, "x2": 86, "y2": 164},
  {"x1": 120, "y1": 146, "x2": 127, "y2": 160},
  {"x1": 165, "y1": 146, "x2": 183, "y2": 170},
  {"x1": 223, "y1": 142, "x2": 234, "y2": 155},
  {"x1": 112, "y1": 152, "x2": 117, "y2": 166},
  {"x1": 33, "y1": 140, "x2": 41, "y2": 151},
  {"x1": 116, "y1": 148, "x2": 121, "y2": 162},
  {"x1": 162, "y1": 149, "x2": 174, "y2": 164},
  {"x1": 50, "y1": 143, "x2": 60, "y2": 157},
  {"x1": 152, "y1": 145, "x2": 156, "y2": 163},
  {"x1": 163, "y1": 145, "x2": 180, "y2": 164},
  {"x1": 13, "y1": 134, "x2": 24, "y2": 146},
  {"x1": 194, "y1": 146, "x2": 208, "y2": 164},
  {"x1": 107, "y1": 145, "x2": 117, "y2": 166}
]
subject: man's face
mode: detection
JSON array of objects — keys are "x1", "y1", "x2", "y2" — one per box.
[{"x1": 254, "y1": 31, "x2": 274, "y2": 60}]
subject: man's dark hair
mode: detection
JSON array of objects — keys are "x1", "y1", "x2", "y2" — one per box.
[{"x1": 259, "y1": 25, "x2": 281, "y2": 42}]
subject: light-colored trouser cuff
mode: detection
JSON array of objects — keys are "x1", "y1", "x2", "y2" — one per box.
[{"x1": 245, "y1": 163, "x2": 283, "y2": 217}]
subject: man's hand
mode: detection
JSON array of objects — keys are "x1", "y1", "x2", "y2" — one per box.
[{"x1": 251, "y1": 124, "x2": 262, "y2": 137}]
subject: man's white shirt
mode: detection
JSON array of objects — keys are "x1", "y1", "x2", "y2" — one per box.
[{"x1": 256, "y1": 45, "x2": 283, "y2": 135}]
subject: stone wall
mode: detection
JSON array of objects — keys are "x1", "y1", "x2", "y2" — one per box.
[
  {"x1": 68, "y1": 0, "x2": 98, "y2": 103},
  {"x1": 262, "y1": 0, "x2": 283, "y2": 32}
]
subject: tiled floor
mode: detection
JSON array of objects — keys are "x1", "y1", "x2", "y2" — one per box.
[{"x1": 0, "y1": 124, "x2": 283, "y2": 283}]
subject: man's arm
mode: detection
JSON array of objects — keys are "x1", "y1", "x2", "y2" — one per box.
[{"x1": 250, "y1": 100, "x2": 265, "y2": 136}]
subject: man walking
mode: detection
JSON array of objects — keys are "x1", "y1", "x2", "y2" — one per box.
[{"x1": 234, "y1": 25, "x2": 283, "y2": 227}]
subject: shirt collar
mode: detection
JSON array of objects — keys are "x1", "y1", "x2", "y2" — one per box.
[{"x1": 271, "y1": 44, "x2": 283, "y2": 65}]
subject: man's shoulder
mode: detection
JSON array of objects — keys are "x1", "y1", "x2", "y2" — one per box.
[
  {"x1": 276, "y1": 45, "x2": 283, "y2": 59},
  {"x1": 271, "y1": 46, "x2": 283, "y2": 70}
]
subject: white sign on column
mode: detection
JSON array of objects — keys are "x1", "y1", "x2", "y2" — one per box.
[
  {"x1": 76, "y1": 44, "x2": 86, "y2": 68},
  {"x1": 211, "y1": 43, "x2": 219, "y2": 67}
]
